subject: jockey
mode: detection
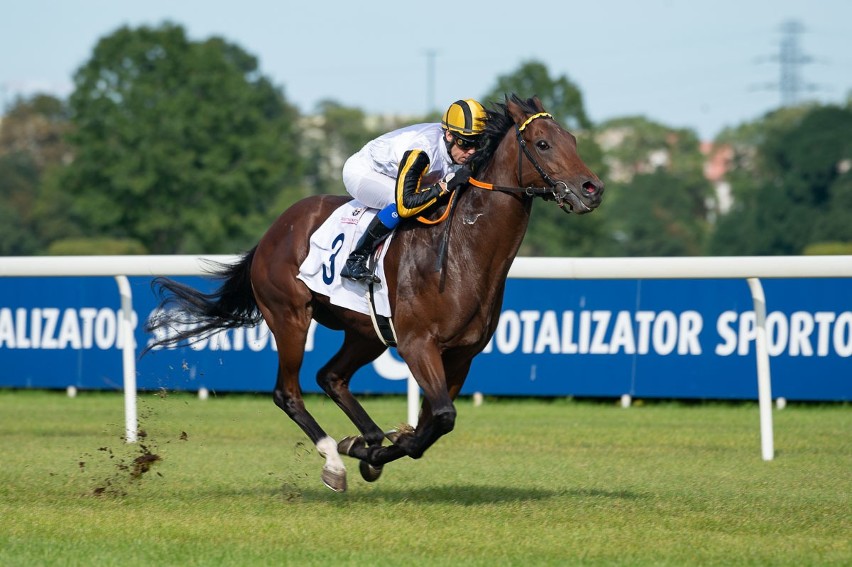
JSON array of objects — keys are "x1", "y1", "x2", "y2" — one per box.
[{"x1": 340, "y1": 98, "x2": 487, "y2": 283}]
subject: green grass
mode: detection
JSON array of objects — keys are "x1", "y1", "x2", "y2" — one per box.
[{"x1": 0, "y1": 390, "x2": 848, "y2": 566}]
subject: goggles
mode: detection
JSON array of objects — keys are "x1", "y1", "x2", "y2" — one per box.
[{"x1": 453, "y1": 136, "x2": 479, "y2": 150}]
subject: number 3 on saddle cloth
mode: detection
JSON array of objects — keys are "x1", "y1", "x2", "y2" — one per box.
[{"x1": 296, "y1": 201, "x2": 398, "y2": 346}]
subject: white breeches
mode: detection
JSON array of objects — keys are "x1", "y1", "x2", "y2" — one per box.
[{"x1": 342, "y1": 154, "x2": 396, "y2": 210}]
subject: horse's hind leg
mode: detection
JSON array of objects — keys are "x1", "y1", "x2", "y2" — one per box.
[
  {"x1": 263, "y1": 310, "x2": 348, "y2": 492},
  {"x1": 317, "y1": 330, "x2": 388, "y2": 481},
  {"x1": 272, "y1": 357, "x2": 347, "y2": 491}
]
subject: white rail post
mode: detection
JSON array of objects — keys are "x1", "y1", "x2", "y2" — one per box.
[
  {"x1": 114, "y1": 276, "x2": 138, "y2": 443},
  {"x1": 747, "y1": 278, "x2": 774, "y2": 461}
]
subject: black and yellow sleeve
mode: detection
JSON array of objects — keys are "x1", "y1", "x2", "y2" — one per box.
[{"x1": 395, "y1": 150, "x2": 445, "y2": 218}]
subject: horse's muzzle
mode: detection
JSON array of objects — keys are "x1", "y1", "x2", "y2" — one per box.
[{"x1": 556, "y1": 179, "x2": 604, "y2": 214}]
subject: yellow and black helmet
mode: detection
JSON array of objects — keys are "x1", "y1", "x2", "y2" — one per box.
[{"x1": 441, "y1": 99, "x2": 487, "y2": 137}]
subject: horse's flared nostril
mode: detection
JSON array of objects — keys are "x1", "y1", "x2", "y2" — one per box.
[{"x1": 582, "y1": 180, "x2": 603, "y2": 197}]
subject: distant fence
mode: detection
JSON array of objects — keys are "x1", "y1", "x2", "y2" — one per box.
[{"x1": 1, "y1": 254, "x2": 851, "y2": 461}]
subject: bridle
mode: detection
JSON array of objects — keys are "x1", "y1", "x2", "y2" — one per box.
[
  {"x1": 429, "y1": 111, "x2": 581, "y2": 283},
  {"x1": 468, "y1": 112, "x2": 575, "y2": 212}
]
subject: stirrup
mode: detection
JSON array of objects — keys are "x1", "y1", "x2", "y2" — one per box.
[{"x1": 341, "y1": 257, "x2": 380, "y2": 283}]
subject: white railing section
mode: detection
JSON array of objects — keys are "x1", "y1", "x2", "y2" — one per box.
[{"x1": 2, "y1": 254, "x2": 851, "y2": 460}]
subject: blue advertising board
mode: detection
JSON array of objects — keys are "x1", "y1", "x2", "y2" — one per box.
[{"x1": 0, "y1": 276, "x2": 849, "y2": 400}]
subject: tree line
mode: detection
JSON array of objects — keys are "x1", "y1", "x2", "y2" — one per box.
[{"x1": 1, "y1": 22, "x2": 850, "y2": 257}]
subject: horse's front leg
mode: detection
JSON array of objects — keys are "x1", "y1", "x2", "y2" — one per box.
[
  {"x1": 363, "y1": 343, "x2": 456, "y2": 466},
  {"x1": 357, "y1": 353, "x2": 472, "y2": 467}
]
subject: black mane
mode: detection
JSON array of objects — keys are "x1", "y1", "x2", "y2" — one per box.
[{"x1": 468, "y1": 94, "x2": 541, "y2": 174}]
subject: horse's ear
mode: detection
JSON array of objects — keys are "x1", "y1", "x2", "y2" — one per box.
[
  {"x1": 506, "y1": 96, "x2": 527, "y2": 125},
  {"x1": 506, "y1": 93, "x2": 546, "y2": 124}
]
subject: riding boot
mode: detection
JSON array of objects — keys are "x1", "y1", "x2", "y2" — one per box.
[{"x1": 340, "y1": 215, "x2": 394, "y2": 283}]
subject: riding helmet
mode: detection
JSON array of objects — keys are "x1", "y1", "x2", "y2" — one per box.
[{"x1": 442, "y1": 99, "x2": 487, "y2": 137}]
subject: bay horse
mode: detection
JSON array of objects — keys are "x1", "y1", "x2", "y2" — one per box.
[{"x1": 145, "y1": 95, "x2": 604, "y2": 492}]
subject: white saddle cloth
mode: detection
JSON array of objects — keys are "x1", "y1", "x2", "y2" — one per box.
[{"x1": 296, "y1": 200, "x2": 392, "y2": 317}]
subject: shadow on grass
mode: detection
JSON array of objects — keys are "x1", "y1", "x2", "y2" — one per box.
[
  {"x1": 279, "y1": 484, "x2": 650, "y2": 505},
  {"x1": 562, "y1": 487, "x2": 650, "y2": 500}
]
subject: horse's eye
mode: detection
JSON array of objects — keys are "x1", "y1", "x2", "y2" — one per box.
[{"x1": 536, "y1": 140, "x2": 550, "y2": 151}]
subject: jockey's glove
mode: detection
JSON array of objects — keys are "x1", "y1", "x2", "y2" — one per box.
[{"x1": 443, "y1": 167, "x2": 472, "y2": 193}]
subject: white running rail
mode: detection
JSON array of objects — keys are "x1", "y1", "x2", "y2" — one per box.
[{"x1": 2, "y1": 254, "x2": 851, "y2": 459}]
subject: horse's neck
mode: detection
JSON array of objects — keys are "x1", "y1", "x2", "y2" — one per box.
[
  {"x1": 465, "y1": 186, "x2": 529, "y2": 232},
  {"x1": 452, "y1": 184, "x2": 532, "y2": 276},
  {"x1": 467, "y1": 148, "x2": 534, "y2": 258}
]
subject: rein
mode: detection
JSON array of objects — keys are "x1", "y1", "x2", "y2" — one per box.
[{"x1": 468, "y1": 177, "x2": 553, "y2": 197}]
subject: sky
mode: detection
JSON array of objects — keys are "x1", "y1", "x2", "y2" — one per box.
[{"x1": 1, "y1": 0, "x2": 850, "y2": 140}]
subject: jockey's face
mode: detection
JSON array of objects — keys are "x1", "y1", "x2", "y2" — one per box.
[{"x1": 446, "y1": 131, "x2": 478, "y2": 165}]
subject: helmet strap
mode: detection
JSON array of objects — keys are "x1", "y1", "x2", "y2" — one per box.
[{"x1": 443, "y1": 129, "x2": 455, "y2": 160}]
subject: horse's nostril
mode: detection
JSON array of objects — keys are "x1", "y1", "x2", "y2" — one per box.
[{"x1": 582, "y1": 181, "x2": 598, "y2": 196}]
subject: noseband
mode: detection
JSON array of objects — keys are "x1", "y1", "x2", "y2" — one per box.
[{"x1": 469, "y1": 112, "x2": 573, "y2": 211}]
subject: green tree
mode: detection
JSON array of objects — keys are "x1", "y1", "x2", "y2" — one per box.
[
  {"x1": 481, "y1": 60, "x2": 590, "y2": 130},
  {"x1": 603, "y1": 170, "x2": 709, "y2": 256},
  {"x1": 811, "y1": 171, "x2": 852, "y2": 244},
  {"x1": 709, "y1": 104, "x2": 852, "y2": 255},
  {"x1": 0, "y1": 94, "x2": 71, "y2": 254},
  {"x1": 49, "y1": 22, "x2": 304, "y2": 254},
  {"x1": 301, "y1": 100, "x2": 381, "y2": 195},
  {"x1": 597, "y1": 117, "x2": 708, "y2": 195},
  {"x1": 0, "y1": 152, "x2": 42, "y2": 254},
  {"x1": 594, "y1": 117, "x2": 712, "y2": 256},
  {"x1": 0, "y1": 94, "x2": 71, "y2": 169}
]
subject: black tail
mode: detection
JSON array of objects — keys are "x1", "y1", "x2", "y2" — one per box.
[{"x1": 143, "y1": 247, "x2": 262, "y2": 354}]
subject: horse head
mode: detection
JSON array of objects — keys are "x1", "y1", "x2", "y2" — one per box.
[{"x1": 505, "y1": 96, "x2": 604, "y2": 214}]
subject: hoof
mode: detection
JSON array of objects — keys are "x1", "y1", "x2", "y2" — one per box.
[
  {"x1": 385, "y1": 425, "x2": 413, "y2": 445},
  {"x1": 321, "y1": 466, "x2": 347, "y2": 492},
  {"x1": 359, "y1": 460, "x2": 383, "y2": 483},
  {"x1": 338, "y1": 435, "x2": 365, "y2": 456}
]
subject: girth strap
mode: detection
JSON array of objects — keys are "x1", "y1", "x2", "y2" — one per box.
[{"x1": 367, "y1": 281, "x2": 397, "y2": 347}]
